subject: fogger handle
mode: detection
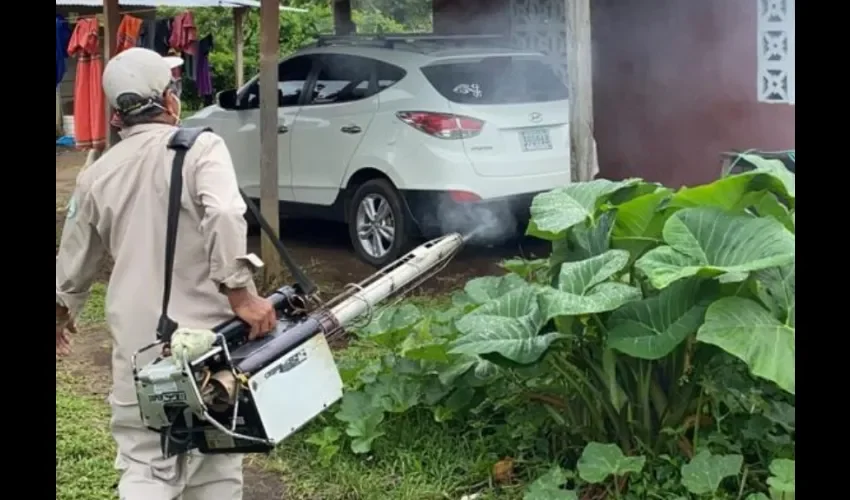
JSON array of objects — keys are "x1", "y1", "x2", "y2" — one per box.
[{"x1": 212, "y1": 285, "x2": 301, "y2": 344}]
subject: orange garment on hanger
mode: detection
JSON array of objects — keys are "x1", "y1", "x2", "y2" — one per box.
[
  {"x1": 67, "y1": 17, "x2": 106, "y2": 151},
  {"x1": 115, "y1": 15, "x2": 143, "y2": 53}
]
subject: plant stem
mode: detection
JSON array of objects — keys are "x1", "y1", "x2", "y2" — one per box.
[
  {"x1": 549, "y1": 355, "x2": 606, "y2": 436},
  {"x1": 555, "y1": 352, "x2": 632, "y2": 451},
  {"x1": 693, "y1": 386, "x2": 704, "y2": 452},
  {"x1": 736, "y1": 466, "x2": 749, "y2": 500}
]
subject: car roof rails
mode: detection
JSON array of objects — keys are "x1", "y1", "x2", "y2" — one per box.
[{"x1": 315, "y1": 33, "x2": 507, "y2": 51}]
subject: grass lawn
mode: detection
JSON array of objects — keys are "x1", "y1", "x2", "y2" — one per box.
[{"x1": 56, "y1": 372, "x2": 117, "y2": 500}]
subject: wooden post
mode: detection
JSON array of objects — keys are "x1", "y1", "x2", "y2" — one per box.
[
  {"x1": 103, "y1": 0, "x2": 121, "y2": 149},
  {"x1": 332, "y1": 0, "x2": 355, "y2": 35},
  {"x1": 259, "y1": 0, "x2": 283, "y2": 282},
  {"x1": 233, "y1": 7, "x2": 247, "y2": 88},
  {"x1": 565, "y1": 0, "x2": 598, "y2": 182}
]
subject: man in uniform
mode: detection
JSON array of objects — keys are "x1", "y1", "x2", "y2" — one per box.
[{"x1": 55, "y1": 47, "x2": 277, "y2": 500}]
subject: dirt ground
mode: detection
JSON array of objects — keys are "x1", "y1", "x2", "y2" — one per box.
[{"x1": 56, "y1": 147, "x2": 545, "y2": 499}]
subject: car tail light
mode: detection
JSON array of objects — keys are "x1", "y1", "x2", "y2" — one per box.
[
  {"x1": 396, "y1": 111, "x2": 484, "y2": 139},
  {"x1": 449, "y1": 190, "x2": 482, "y2": 203}
]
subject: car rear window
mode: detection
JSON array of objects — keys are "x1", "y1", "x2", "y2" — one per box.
[{"x1": 421, "y1": 56, "x2": 569, "y2": 105}]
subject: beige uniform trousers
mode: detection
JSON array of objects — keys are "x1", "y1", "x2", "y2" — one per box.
[
  {"x1": 56, "y1": 123, "x2": 262, "y2": 500},
  {"x1": 110, "y1": 402, "x2": 242, "y2": 500}
]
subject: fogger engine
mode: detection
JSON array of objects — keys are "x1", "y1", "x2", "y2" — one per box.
[{"x1": 133, "y1": 233, "x2": 464, "y2": 457}]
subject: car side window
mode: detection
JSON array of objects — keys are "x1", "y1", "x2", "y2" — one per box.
[
  {"x1": 305, "y1": 55, "x2": 374, "y2": 106},
  {"x1": 376, "y1": 61, "x2": 406, "y2": 91},
  {"x1": 239, "y1": 55, "x2": 313, "y2": 109}
]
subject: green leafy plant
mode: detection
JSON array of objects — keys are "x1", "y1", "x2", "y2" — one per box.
[
  {"x1": 680, "y1": 451, "x2": 743, "y2": 496},
  {"x1": 317, "y1": 155, "x2": 795, "y2": 497},
  {"x1": 766, "y1": 458, "x2": 795, "y2": 500},
  {"x1": 524, "y1": 466, "x2": 578, "y2": 500},
  {"x1": 303, "y1": 425, "x2": 342, "y2": 466}
]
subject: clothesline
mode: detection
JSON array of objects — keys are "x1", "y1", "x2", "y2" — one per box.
[
  {"x1": 64, "y1": 8, "x2": 159, "y2": 24},
  {"x1": 58, "y1": 8, "x2": 218, "y2": 151}
]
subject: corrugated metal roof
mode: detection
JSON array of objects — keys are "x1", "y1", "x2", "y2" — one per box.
[{"x1": 55, "y1": 0, "x2": 261, "y2": 8}]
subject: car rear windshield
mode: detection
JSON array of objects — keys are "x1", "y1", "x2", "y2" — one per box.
[{"x1": 421, "y1": 56, "x2": 569, "y2": 105}]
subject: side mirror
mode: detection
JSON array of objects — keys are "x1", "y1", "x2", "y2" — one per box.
[{"x1": 217, "y1": 89, "x2": 238, "y2": 110}]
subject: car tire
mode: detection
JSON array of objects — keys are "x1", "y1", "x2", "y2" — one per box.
[{"x1": 347, "y1": 179, "x2": 412, "y2": 268}]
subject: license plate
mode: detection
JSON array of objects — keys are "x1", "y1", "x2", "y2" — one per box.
[{"x1": 520, "y1": 128, "x2": 553, "y2": 152}]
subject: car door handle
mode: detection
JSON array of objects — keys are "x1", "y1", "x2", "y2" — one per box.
[
  {"x1": 277, "y1": 125, "x2": 289, "y2": 134},
  {"x1": 341, "y1": 125, "x2": 362, "y2": 134}
]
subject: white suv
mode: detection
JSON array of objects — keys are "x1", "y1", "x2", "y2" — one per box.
[{"x1": 183, "y1": 36, "x2": 571, "y2": 267}]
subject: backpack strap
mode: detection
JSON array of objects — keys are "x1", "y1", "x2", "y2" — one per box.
[{"x1": 156, "y1": 127, "x2": 212, "y2": 344}]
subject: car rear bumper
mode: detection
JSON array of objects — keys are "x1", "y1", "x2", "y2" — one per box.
[{"x1": 400, "y1": 189, "x2": 542, "y2": 242}]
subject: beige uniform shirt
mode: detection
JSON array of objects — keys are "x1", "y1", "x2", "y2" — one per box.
[{"x1": 56, "y1": 123, "x2": 261, "y2": 404}]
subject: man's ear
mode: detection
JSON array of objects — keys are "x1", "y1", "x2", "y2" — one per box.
[{"x1": 163, "y1": 90, "x2": 178, "y2": 113}]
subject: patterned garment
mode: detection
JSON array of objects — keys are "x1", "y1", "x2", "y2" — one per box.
[
  {"x1": 67, "y1": 17, "x2": 105, "y2": 151},
  {"x1": 115, "y1": 15, "x2": 143, "y2": 54}
]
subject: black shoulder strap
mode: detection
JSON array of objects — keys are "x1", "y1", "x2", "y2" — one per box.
[
  {"x1": 156, "y1": 127, "x2": 317, "y2": 344},
  {"x1": 157, "y1": 127, "x2": 212, "y2": 343}
]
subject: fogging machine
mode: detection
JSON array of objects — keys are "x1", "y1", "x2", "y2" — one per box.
[{"x1": 132, "y1": 128, "x2": 466, "y2": 457}]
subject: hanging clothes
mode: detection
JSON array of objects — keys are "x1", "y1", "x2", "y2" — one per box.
[
  {"x1": 169, "y1": 11, "x2": 198, "y2": 79},
  {"x1": 137, "y1": 19, "x2": 156, "y2": 50},
  {"x1": 183, "y1": 44, "x2": 197, "y2": 82},
  {"x1": 67, "y1": 17, "x2": 106, "y2": 151},
  {"x1": 169, "y1": 11, "x2": 198, "y2": 56},
  {"x1": 195, "y1": 34, "x2": 215, "y2": 97},
  {"x1": 56, "y1": 15, "x2": 72, "y2": 87},
  {"x1": 115, "y1": 15, "x2": 143, "y2": 54},
  {"x1": 152, "y1": 18, "x2": 172, "y2": 56}
]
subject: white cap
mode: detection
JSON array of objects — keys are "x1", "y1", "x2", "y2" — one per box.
[{"x1": 102, "y1": 47, "x2": 183, "y2": 114}]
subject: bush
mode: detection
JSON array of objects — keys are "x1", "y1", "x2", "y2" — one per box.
[{"x1": 312, "y1": 154, "x2": 795, "y2": 498}]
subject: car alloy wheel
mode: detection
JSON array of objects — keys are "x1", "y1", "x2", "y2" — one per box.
[{"x1": 355, "y1": 193, "x2": 396, "y2": 259}]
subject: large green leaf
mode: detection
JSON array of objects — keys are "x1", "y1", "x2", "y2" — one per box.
[
  {"x1": 607, "y1": 278, "x2": 708, "y2": 359},
  {"x1": 451, "y1": 286, "x2": 559, "y2": 364},
  {"x1": 697, "y1": 297, "x2": 795, "y2": 394},
  {"x1": 527, "y1": 179, "x2": 640, "y2": 240},
  {"x1": 540, "y1": 250, "x2": 641, "y2": 318},
  {"x1": 577, "y1": 442, "x2": 646, "y2": 483},
  {"x1": 680, "y1": 451, "x2": 743, "y2": 495},
  {"x1": 751, "y1": 192, "x2": 795, "y2": 232},
  {"x1": 767, "y1": 458, "x2": 795, "y2": 498},
  {"x1": 612, "y1": 188, "x2": 673, "y2": 258},
  {"x1": 463, "y1": 273, "x2": 528, "y2": 304},
  {"x1": 524, "y1": 466, "x2": 578, "y2": 500},
  {"x1": 754, "y1": 263, "x2": 795, "y2": 326},
  {"x1": 739, "y1": 153, "x2": 795, "y2": 200},
  {"x1": 550, "y1": 211, "x2": 616, "y2": 283},
  {"x1": 334, "y1": 391, "x2": 386, "y2": 454},
  {"x1": 635, "y1": 208, "x2": 795, "y2": 289},
  {"x1": 357, "y1": 304, "x2": 422, "y2": 347},
  {"x1": 673, "y1": 156, "x2": 794, "y2": 212}
]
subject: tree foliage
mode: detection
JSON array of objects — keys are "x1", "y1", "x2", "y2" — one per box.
[{"x1": 160, "y1": 0, "x2": 433, "y2": 109}]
